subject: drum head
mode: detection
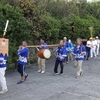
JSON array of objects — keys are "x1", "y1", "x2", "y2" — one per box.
[{"x1": 43, "y1": 49, "x2": 51, "y2": 59}]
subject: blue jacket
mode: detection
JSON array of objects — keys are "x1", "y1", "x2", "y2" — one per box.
[
  {"x1": 73, "y1": 45, "x2": 86, "y2": 60},
  {"x1": 65, "y1": 41, "x2": 71, "y2": 52},
  {"x1": 65, "y1": 41, "x2": 70, "y2": 48},
  {"x1": 69, "y1": 42, "x2": 74, "y2": 52},
  {"x1": 54, "y1": 46, "x2": 67, "y2": 62},
  {"x1": 0, "y1": 54, "x2": 8, "y2": 68},
  {"x1": 37, "y1": 42, "x2": 48, "y2": 50},
  {"x1": 17, "y1": 47, "x2": 29, "y2": 65}
]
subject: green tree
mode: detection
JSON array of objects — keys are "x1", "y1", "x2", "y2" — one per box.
[{"x1": 0, "y1": 3, "x2": 32, "y2": 69}]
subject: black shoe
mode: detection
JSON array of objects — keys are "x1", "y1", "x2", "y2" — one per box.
[
  {"x1": 54, "y1": 73, "x2": 59, "y2": 75},
  {"x1": 80, "y1": 71, "x2": 83, "y2": 76},
  {"x1": 17, "y1": 80, "x2": 24, "y2": 84},
  {"x1": 24, "y1": 74, "x2": 28, "y2": 81},
  {"x1": 59, "y1": 73, "x2": 63, "y2": 75}
]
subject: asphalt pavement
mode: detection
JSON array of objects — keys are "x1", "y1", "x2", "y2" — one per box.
[{"x1": 1, "y1": 57, "x2": 100, "y2": 100}]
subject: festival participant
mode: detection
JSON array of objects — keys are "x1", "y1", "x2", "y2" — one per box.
[
  {"x1": 95, "y1": 36, "x2": 100, "y2": 56},
  {"x1": 17, "y1": 41, "x2": 29, "y2": 84},
  {"x1": 73, "y1": 38, "x2": 86, "y2": 78},
  {"x1": 63, "y1": 37, "x2": 67, "y2": 45},
  {"x1": 0, "y1": 54, "x2": 8, "y2": 94},
  {"x1": 86, "y1": 38, "x2": 92, "y2": 60},
  {"x1": 68, "y1": 39, "x2": 74, "y2": 60},
  {"x1": 63, "y1": 37, "x2": 70, "y2": 63},
  {"x1": 37, "y1": 37, "x2": 48, "y2": 74},
  {"x1": 54, "y1": 40, "x2": 67, "y2": 75},
  {"x1": 90, "y1": 38, "x2": 97, "y2": 58}
]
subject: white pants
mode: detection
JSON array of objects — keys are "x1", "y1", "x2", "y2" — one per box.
[
  {"x1": 38, "y1": 57, "x2": 46, "y2": 71},
  {"x1": 90, "y1": 47, "x2": 96, "y2": 58},
  {"x1": 96, "y1": 45, "x2": 99, "y2": 56},
  {"x1": 0, "y1": 68, "x2": 7, "y2": 91},
  {"x1": 67, "y1": 52, "x2": 73, "y2": 60},
  {"x1": 75, "y1": 60, "x2": 83, "y2": 76}
]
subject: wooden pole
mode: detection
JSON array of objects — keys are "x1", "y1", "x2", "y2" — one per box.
[
  {"x1": 89, "y1": 27, "x2": 93, "y2": 38},
  {"x1": 27, "y1": 44, "x2": 58, "y2": 48}
]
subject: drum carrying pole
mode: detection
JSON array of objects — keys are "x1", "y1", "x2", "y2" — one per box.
[{"x1": 27, "y1": 44, "x2": 58, "y2": 48}]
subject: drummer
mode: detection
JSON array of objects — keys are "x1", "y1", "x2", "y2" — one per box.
[{"x1": 37, "y1": 37, "x2": 48, "y2": 74}]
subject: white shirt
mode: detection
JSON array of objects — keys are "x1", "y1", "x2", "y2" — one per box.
[
  {"x1": 86, "y1": 41, "x2": 92, "y2": 48},
  {"x1": 92, "y1": 40, "x2": 97, "y2": 48},
  {"x1": 96, "y1": 39, "x2": 100, "y2": 44}
]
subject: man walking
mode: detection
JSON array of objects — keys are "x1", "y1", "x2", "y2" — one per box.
[
  {"x1": 73, "y1": 38, "x2": 86, "y2": 78},
  {"x1": 17, "y1": 41, "x2": 29, "y2": 84},
  {"x1": 0, "y1": 53, "x2": 8, "y2": 94},
  {"x1": 54, "y1": 40, "x2": 67, "y2": 75},
  {"x1": 37, "y1": 37, "x2": 48, "y2": 74}
]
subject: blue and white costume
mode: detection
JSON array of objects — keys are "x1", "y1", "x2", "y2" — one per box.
[
  {"x1": 54, "y1": 46, "x2": 67, "y2": 62},
  {"x1": 0, "y1": 54, "x2": 8, "y2": 68},
  {"x1": 73, "y1": 45, "x2": 86, "y2": 60},
  {"x1": 17, "y1": 47, "x2": 29, "y2": 76},
  {"x1": 37, "y1": 43, "x2": 48, "y2": 50},
  {"x1": 17, "y1": 47, "x2": 29, "y2": 65},
  {"x1": 0, "y1": 54, "x2": 8, "y2": 91},
  {"x1": 54, "y1": 46, "x2": 67, "y2": 74},
  {"x1": 73, "y1": 44, "x2": 86, "y2": 77},
  {"x1": 65, "y1": 41, "x2": 70, "y2": 52}
]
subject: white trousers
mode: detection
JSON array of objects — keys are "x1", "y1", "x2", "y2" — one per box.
[
  {"x1": 0, "y1": 68, "x2": 7, "y2": 91},
  {"x1": 38, "y1": 57, "x2": 46, "y2": 71},
  {"x1": 96, "y1": 45, "x2": 99, "y2": 56},
  {"x1": 90, "y1": 47, "x2": 96, "y2": 57},
  {"x1": 75, "y1": 60, "x2": 83, "y2": 76}
]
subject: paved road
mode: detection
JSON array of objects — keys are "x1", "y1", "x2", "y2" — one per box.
[{"x1": 1, "y1": 58, "x2": 100, "y2": 100}]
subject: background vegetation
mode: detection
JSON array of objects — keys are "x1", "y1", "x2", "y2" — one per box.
[{"x1": 0, "y1": 0, "x2": 100, "y2": 68}]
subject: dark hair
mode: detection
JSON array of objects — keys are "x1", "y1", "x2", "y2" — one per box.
[
  {"x1": 23, "y1": 41, "x2": 28, "y2": 44},
  {"x1": 40, "y1": 37, "x2": 45, "y2": 41}
]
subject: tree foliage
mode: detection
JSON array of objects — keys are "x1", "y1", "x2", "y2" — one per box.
[
  {"x1": 0, "y1": 0, "x2": 100, "y2": 67},
  {"x1": 0, "y1": 1, "x2": 32, "y2": 68}
]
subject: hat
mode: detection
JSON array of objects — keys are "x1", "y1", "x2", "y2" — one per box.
[
  {"x1": 96, "y1": 36, "x2": 98, "y2": 39},
  {"x1": 63, "y1": 37, "x2": 67, "y2": 39},
  {"x1": 90, "y1": 37, "x2": 93, "y2": 40}
]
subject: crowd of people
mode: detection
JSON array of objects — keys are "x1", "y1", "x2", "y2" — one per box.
[{"x1": 0, "y1": 36, "x2": 100, "y2": 94}]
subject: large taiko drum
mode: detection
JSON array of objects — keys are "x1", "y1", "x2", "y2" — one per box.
[{"x1": 38, "y1": 49, "x2": 51, "y2": 59}]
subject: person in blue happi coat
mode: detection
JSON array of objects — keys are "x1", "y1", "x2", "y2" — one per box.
[
  {"x1": 0, "y1": 53, "x2": 8, "y2": 94},
  {"x1": 63, "y1": 37, "x2": 70, "y2": 63},
  {"x1": 17, "y1": 41, "x2": 29, "y2": 84},
  {"x1": 37, "y1": 37, "x2": 48, "y2": 74},
  {"x1": 73, "y1": 38, "x2": 86, "y2": 78},
  {"x1": 54, "y1": 40, "x2": 67, "y2": 75},
  {"x1": 68, "y1": 39, "x2": 74, "y2": 60}
]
